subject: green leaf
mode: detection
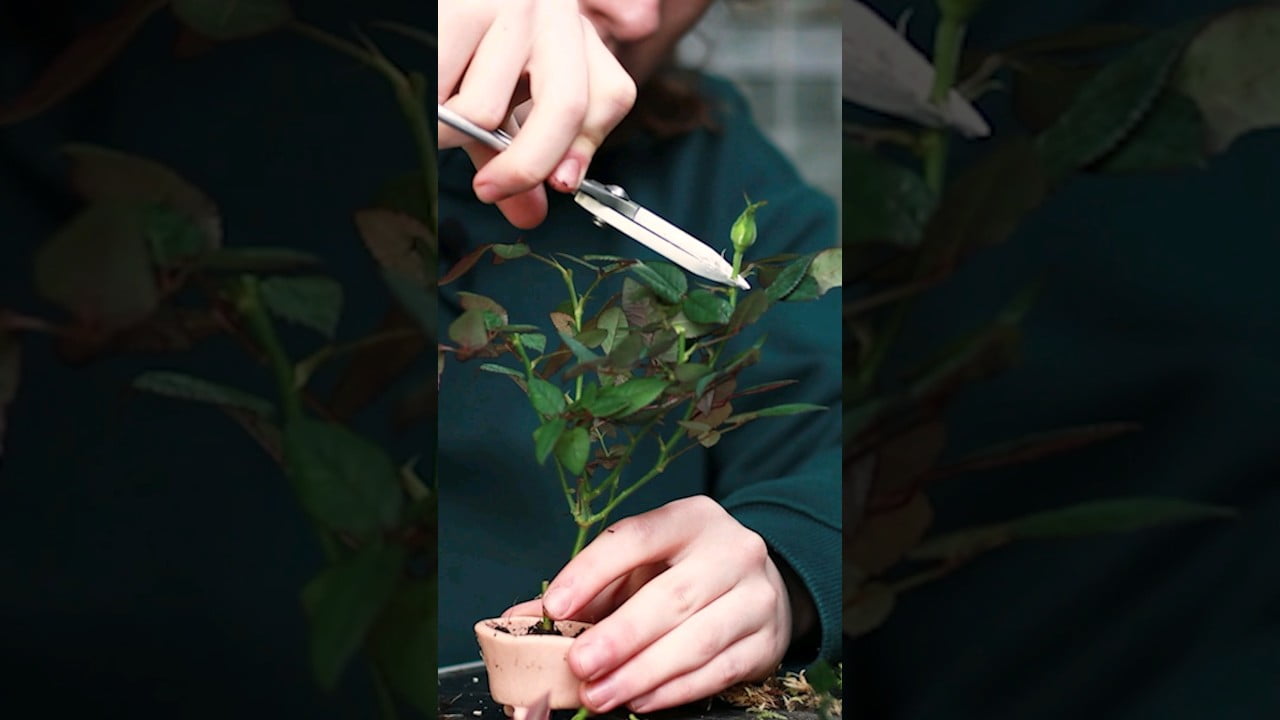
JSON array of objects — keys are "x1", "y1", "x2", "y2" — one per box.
[
  {"x1": 1008, "y1": 497, "x2": 1237, "y2": 539},
  {"x1": 766, "y1": 254, "x2": 813, "y2": 303},
  {"x1": 528, "y1": 377, "x2": 566, "y2": 417},
  {"x1": 447, "y1": 308, "x2": 488, "y2": 351},
  {"x1": 518, "y1": 333, "x2": 546, "y2": 354},
  {"x1": 727, "y1": 402, "x2": 826, "y2": 425},
  {"x1": 478, "y1": 363, "x2": 523, "y2": 379},
  {"x1": 366, "y1": 576, "x2": 436, "y2": 715},
  {"x1": 907, "y1": 525, "x2": 1010, "y2": 563},
  {"x1": 557, "y1": 328, "x2": 599, "y2": 364},
  {"x1": 575, "y1": 328, "x2": 609, "y2": 349},
  {"x1": 283, "y1": 418, "x2": 403, "y2": 536},
  {"x1": 1175, "y1": 5, "x2": 1280, "y2": 153},
  {"x1": 555, "y1": 426, "x2": 590, "y2": 476},
  {"x1": 383, "y1": 269, "x2": 435, "y2": 337},
  {"x1": 0, "y1": 0, "x2": 168, "y2": 127},
  {"x1": 302, "y1": 541, "x2": 405, "y2": 691},
  {"x1": 674, "y1": 363, "x2": 711, "y2": 384},
  {"x1": 579, "y1": 387, "x2": 632, "y2": 418},
  {"x1": 533, "y1": 418, "x2": 567, "y2": 464},
  {"x1": 171, "y1": 0, "x2": 293, "y2": 40},
  {"x1": 754, "y1": 402, "x2": 827, "y2": 417},
  {"x1": 682, "y1": 290, "x2": 732, "y2": 325},
  {"x1": 781, "y1": 275, "x2": 821, "y2": 303},
  {"x1": 613, "y1": 377, "x2": 668, "y2": 416},
  {"x1": 143, "y1": 204, "x2": 211, "y2": 266},
  {"x1": 1036, "y1": 21, "x2": 1201, "y2": 182},
  {"x1": 197, "y1": 246, "x2": 320, "y2": 272},
  {"x1": 1095, "y1": 89, "x2": 1206, "y2": 173},
  {"x1": 492, "y1": 242, "x2": 531, "y2": 259},
  {"x1": 604, "y1": 331, "x2": 646, "y2": 371},
  {"x1": 809, "y1": 248, "x2": 842, "y2": 295},
  {"x1": 596, "y1": 307, "x2": 627, "y2": 354},
  {"x1": 260, "y1": 276, "x2": 343, "y2": 339},
  {"x1": 842, "y1": 145, "x2": 936, "y2": 246},
  {"x1": 805, "y1": 659, "x2": 840, "y2": 695},
  {"x1": 1009, "y1": 58, "x2": 1101, "y2": 134},
  {"x1": 630, "y1": 261, "x2": 687, "y2": 304},
  {"x1": 133, "y1": 370, "x2": 275, "y2": 417},
  {"x1": 34, "y1": 203, "x2": 159, "y2": 329}
]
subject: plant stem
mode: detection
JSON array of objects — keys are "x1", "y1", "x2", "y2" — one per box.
[
  {"x1": 727, "y1": 246, "x2": 746, "y2": 309},
  {"x1": 395, "y1": 72, "x2": 439, "y2": 232},
  {"x1": 923, "y1": 14, "x2": 966, "y2": 193},
  {"x1": 234, "y1": 277, "x2": 339, "y2": 563},
  {"x1": 237, "y1": 276, "x2": 302, "y2": 424},
  {"x1": 855, "y1": 10, "x2": 967, "y2": 397},
  {"x1": 290, "y1": 20, "x2": 437, "y2": 231},
  {"x1": 539, "y1": 580, "x2": 554, "y2": 630},
  {"x1": 571, "y1": 524, "x2": 590, "y2": 558}
]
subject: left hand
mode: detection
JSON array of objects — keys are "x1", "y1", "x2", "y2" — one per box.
[{"x1": 502, "y1": 495, "x2": 792, "y2": 714}]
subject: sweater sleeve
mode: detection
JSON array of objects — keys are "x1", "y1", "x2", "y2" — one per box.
[{"x1": 682, "y1": 77, "x2": 843, "y2": 664}]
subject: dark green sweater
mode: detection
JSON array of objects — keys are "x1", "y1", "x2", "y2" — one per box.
[{"x1": 436, "y1": 75, "x2": 843, "y2": 667}]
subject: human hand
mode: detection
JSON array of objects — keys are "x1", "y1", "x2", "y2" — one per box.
[
  {"x1": 502, "y1": 495, "x2": 792, "y2": 714},
  {"x1": 438, "y1": 0, "x2": 638, "y2": 229}
]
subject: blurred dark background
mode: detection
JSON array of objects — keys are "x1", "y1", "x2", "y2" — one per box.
[
  {"x1": 0, "y1": 1, "x2": 432, "y2": 716},
  {"x1": 846, "y1": 1, "x2": 1279, "y2": 718},
  {"x1": 0, "y1": 0, "x2": 1276, "y2": 718}
]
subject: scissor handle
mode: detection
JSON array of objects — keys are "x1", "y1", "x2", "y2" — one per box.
[{"x1": 437, "y1": 104, "x2": 514, "y2": 152}]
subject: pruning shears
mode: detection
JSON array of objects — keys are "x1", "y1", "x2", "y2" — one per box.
[{"x1": 438, "y1": 104, "x2": 749, "y2": 290}]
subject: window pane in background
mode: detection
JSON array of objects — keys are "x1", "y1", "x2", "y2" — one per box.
[{"x1": 677, "y1": 0, "x2": 843, "y2": 208}]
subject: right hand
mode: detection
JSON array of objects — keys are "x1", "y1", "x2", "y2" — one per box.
[{"x1": 439, "y1": 0, "x2": 638, "y2": 229}]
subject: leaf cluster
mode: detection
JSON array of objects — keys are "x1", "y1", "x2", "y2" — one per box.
[
  {"x1": 840, "y1": 3, "x2": 1267, "y2": 638},
  {"x1": 440, "y1": 235, "x2": 841, "y2": 553}
]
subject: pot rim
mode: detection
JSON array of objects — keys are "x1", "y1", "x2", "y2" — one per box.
[{"x1": 474, "y1": 616, "x2": 594, "y2": 645}]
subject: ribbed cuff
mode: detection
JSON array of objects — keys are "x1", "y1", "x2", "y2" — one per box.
[{"x1": 727, "y1": 500, "x2": 843, "y2": 663}]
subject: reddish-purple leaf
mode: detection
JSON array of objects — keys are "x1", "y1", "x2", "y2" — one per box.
[
  {"x1": 0, "y1": 0, "x2": 168, "y2": 126},
  {"x1": 929, "y1": 422, "x2": 1141, "y2": 480}
]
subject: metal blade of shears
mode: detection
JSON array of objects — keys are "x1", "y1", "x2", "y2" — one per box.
[{"x1": 437, "y1": 104, "x2": 748, "y2": 289}]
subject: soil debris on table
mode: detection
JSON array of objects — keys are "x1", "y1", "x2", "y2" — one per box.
[{"x1": 717, "y1": 665, "x2": 842, "y2": 718}]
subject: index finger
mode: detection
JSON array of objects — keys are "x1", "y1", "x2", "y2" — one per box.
[{"x1": 472, "y1": 0, "x2": 588, "y2": 199}]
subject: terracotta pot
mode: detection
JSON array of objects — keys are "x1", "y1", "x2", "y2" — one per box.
[{"x1": 474, "y1": 616, "x2": 594, "y2": 710}]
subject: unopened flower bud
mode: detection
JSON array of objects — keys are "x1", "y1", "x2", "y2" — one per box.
[{"x1": 730, "y1": 198, "x2": 767, "y2": 253}]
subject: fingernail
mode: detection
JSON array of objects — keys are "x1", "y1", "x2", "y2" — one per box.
[
  {"x1": 552, "y1": 157, "x2": 582, "y2": 191},
  {"x1": 474, "y1": 181, "x2": 499, "y2": 204},
  {"x1": 573, "y1": 640, "x2": 605, "y2": 679},
  {"x1": 629, "y1": 694, "x2": 654, "y2": 713},
  {"x1": 583, "y1": 676, "x2": 616, "y2": 709},
  {"x1": 541, "y1": 588, "x2": 568, "y2": 617}
]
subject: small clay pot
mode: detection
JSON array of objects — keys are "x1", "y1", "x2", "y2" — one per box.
[{"x1": 474, "y1": 616, "x2": 594, "y2": 710}]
